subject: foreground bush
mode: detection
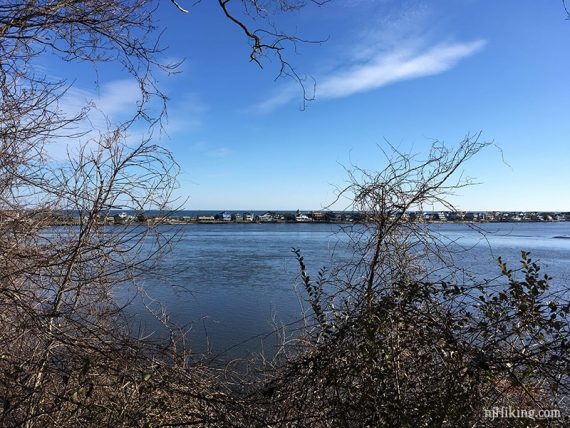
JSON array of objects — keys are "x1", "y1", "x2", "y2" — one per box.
[
  {"x1": 239, "y1": 251, "x2": 568, "y2": 427},
  {"x1": 237, "y1": 141, "x2": 569, "y2": 427}
]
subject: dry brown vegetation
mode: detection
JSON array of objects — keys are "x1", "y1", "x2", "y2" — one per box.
[{"x1": 1, "y1": 1, "x2": 568, "y2": 426}]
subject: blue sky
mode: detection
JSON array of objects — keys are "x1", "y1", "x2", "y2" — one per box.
[{"x1": 50, "y1": 1, "x2": 570, "y2": 211}]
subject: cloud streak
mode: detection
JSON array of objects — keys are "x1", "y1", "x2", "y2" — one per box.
[
  {"x1": 44, "y1": 79, "x2": 143, "y2": 160},
  {"x1": 319, "y1": 40, "x2": 486, "y2": 99},
  {"x1": 255, "y1": 39, "x2": 486, "y2": 112}
]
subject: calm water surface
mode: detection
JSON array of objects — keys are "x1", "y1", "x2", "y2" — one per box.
[{"x1": 125, "y1": 222, "x2": 570, "y2": 357}]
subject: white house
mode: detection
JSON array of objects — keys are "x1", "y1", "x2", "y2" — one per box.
[
  {"x1": 259, "y1": 212, "x2": 274, "y2": 222},
  {"x1": 295, "y1": 213, "x2": 312, "y2": 222}
]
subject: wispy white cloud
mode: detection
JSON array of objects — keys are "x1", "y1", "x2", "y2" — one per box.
[
  {"x1": 254, "y1": 39, "x2": 485, "y2": 112},
  {"x1": 45, "y1": 79, "x2": 143, "y2": 160},
  {"x1": 346, "y1": 3, "x2": 433, "y2": 62},
  {"x1": 63, "y1": 82, "x2": 208, "y2": 142},
  {"x1": 54, "y1": 80, "x2": 146, "y2": 160},
  {"x1": 93, "y1": 79, "x2": 141, "y2": 118},
  {"x1": 319, "y1": 40, "x2": 486, "y2": 99},
  {"x1": 254, "y1": 85, "x2": 298, "y2": 114},
  {"x1": 62, "y1": 79, "x2": 141, "y2": 124},
  {"x1": 50, "y1": 79, "x2": 210, "y2": 162}
]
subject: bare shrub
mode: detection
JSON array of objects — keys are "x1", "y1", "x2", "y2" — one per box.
[
  {"x1": 241, "y1": 138, "x2": 569, "y2": 427},
  {"x1": 1, "y1": 1, "x2": 334, "y2": 425}
]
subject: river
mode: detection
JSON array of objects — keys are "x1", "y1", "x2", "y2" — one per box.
[{"x1": 121, "y1": 222, "x2": 570, "y2": 358}]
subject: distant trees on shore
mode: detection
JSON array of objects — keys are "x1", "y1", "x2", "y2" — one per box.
[{"x1": 29, "y1": 209, "x2": 570, "y2": 226}]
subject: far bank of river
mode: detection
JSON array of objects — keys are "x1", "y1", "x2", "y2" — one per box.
[{"x1": 42, "y1": 208, "x2": 570, "y2": 226}]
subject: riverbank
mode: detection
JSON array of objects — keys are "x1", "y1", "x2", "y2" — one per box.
[
  {"x1": 17, "y1": 209, "x2": 570, "y2": 226},
  {"x1": 49, "y1": 216, "x2": 570, "y2": 226}
]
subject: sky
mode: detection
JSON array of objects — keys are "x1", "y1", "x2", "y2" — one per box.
[{"x1": 47, "y1": 0, "x2": 570, "y2": 211}]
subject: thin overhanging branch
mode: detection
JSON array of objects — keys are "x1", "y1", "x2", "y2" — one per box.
[{"x1": 215, "y1": 0, "x2": 326, "y2": 106}]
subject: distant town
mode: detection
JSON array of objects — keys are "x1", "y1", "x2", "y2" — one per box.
[{"x1": 105, "y1": 210, "x2": 570, "y2": 225}]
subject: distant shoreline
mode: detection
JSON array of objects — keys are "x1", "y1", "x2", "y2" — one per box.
[
  {"x1": 11, "y1": 209, "x2": 570, "y2": 226},
  {"x1": 46, "y1": 218, "x2": 570, "y2": 227}
]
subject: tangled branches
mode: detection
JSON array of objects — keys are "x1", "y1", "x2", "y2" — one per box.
[{"x1": 241, "y1": 140, "x2": 570, "y2": 427}]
